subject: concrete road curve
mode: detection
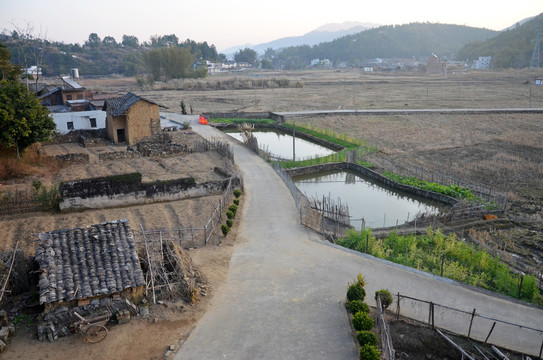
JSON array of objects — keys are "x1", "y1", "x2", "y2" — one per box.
[{"x1": 166, "y1": 114, "x2": 543, "y2": 359}]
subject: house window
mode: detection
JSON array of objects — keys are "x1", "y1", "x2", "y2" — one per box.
[
  {"x1": 77, "y1": 94, "x2": 83, "y2": 99},
  {"x1": 90, "y1": 118, "x2": 97, "y2": 128},
  {"x1": 67, "y1": 121, "x2": 74, "y2": 130},
  {"x1": 66, "y1": 95, "x2": 72, "y2": 100}
]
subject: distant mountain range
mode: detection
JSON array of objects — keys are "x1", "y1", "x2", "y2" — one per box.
[{"x1": 221, "y1": 21, "x2": 381, "y2": 56}]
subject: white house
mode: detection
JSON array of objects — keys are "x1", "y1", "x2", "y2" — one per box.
[
  {"x1": 52, "y1": 110, "x2": 106, "y2": 134},
  {"x1": 474, "y1": 57, "x2": 492, "y2": 69}
]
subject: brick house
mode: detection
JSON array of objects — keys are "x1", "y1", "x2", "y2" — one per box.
[{"x1": 103, "y1": 92, "x2": 162, "y2": 145}]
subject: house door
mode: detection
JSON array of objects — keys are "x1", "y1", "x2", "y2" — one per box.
[{"x1": 117, "y1": 129, "x2": 126, "y2": 143}]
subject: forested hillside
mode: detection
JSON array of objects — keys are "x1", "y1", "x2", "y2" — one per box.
[
  {"x1": 1, "y1": 32, "x2": 222, "y2": 78},
  {"x1": 456, "y1": 13, "x2": 543, "y2": 68},
  {"x1": 273, "y1": 23, "x2": 498, "y2": 69}
]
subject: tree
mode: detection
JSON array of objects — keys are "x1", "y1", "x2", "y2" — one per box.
[
  {"x1": 102, "y1": 36, "x2": 117, "y2": 46},
  {"x1": 0, "y1": 79, "x2": 55, "y2": 158},
  {"x1": 122, "y1": 35, "x2": 139, "y2": 48},
  {"x1": 9, "y1": 21, "x2": 47, "y2": 92},
  {"x1": 0, "y1": 42, "x2": 20, "y2": 80},
  {"x1": 234, "y1": 47, "x2": 259, "y2": 66},
  {"x1": 86, "y1": 33, "x2": 101, "y2": 47}
]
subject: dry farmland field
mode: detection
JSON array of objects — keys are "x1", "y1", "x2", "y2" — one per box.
[{"x1": 102, "y1": 68, "x2": 542, "y2": 276}]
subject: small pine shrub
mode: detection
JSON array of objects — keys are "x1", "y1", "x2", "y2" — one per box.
[
  {"x1": 226, "y1": 211, "x2": 234, "y2": 219},
  {"x1": 226, "y1": 219, "x2": 233, "y2": 228},
  {"x1": 228, "y1": 204, "x2": 238, "y2": 215},
  {"x1": 359, "y1": 344, "x2": 381, "y2": 360},
  {"x1": 233, "y1": 199, "x2": 240, "y2": 206},
  {"x1": 346, "y1": 284, "x2": 366, "y2": 302},
  {"x1": 221, "y1": 224, "x2": 229, "y2": 236},
  {"x1": 375, "y1": 289, "x2": 393, "y2": 309},
  {"x1": 348, "y1": 300, "x2": 369, "y2": 314},
  {"x1": 357, "y1": 331, "x2": 378, "y2": 347},
  {"x1": 352, "y1": 312, "x2": 374, "y2": 331},
  {"x1": 233, "y1": 189, "x2": 242, "y2": 198}
]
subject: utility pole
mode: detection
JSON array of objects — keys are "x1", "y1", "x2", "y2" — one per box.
[{"x1": 530, "y1": 29, "x2": 542, "y2": 69}]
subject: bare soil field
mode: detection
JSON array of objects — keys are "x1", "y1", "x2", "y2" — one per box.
[{"x1": 0, "y1": 129, "x2": 243, "y2": 359}]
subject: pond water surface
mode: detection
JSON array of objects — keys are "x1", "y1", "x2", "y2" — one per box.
[
  {"x1": 226, "y1": 129, "x2": 336, "y2": 160},
  {"x1": 293, "y1": 170, "x2": 445, "y2": 228}
]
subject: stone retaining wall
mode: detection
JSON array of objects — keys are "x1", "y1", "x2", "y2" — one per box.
[
  {"x1": 59, "y1": 175, "x2": 232, "y2": 211},
  {"x1": 53, "y1": 153, "x2": 90, "y2": 164}
]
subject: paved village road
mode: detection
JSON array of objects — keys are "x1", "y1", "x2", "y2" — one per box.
[{"x1": 167, "y1": 114, "x2": 543, "y2": 359}]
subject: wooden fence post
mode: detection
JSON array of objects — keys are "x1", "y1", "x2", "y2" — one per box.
[
  {"x1": 467, "y1": 308, "x2": 476, "y2": 339},
  {"x1": 518, "y1": 275, "x2": 524, "y2": 299},
  {"x1": 485, "y1": 322, "x2": 496, "y2": 343},
  {"x1": 396, "y1": 293, "x2": 401, "y2": 321}
]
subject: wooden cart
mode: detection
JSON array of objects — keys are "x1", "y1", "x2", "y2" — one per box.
[{"x1": 73, "y1": 311, "x2": 110, "y2": 343}]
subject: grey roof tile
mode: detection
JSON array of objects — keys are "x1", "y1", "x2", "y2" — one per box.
[{"x1": 36, "y1": 219, "x2": 145, "y2": 304}]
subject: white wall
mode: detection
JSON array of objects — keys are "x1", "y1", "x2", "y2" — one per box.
[{"x1": 52, "y1": 110, "x2": 106, "y2": 134}]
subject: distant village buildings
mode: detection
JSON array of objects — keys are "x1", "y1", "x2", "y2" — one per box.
[
  {"x1": 474, "y1": 56, "x2": 492, "y2": 70},
  {"x1": 426, "y1": 55, "x2": 447, "y2": 75}
]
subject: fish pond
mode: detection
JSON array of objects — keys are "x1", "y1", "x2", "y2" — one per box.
[
  {"x1": 225, "y1": 129, "x2": 336, "y2": 160},
  {"x1": 293, "y1": 170, "x2": 446, "y2": 228}
]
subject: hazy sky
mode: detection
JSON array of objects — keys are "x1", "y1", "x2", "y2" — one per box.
[{"x1": 1, "y1": 0, "x2": 541, "y2": 51}]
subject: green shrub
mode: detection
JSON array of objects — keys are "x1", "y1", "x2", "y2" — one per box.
[
  {"x1": 221, "y1": 224, "x2": 229, "y2": 236},
  {"x1": 228, "y1": 204, "x2": 238, "y2": 215},
  {"x1": 357, "y1": 331, "x2": 378, "y2": 347},
  {"x1": 233, "y1": 199, "x2": 240, "y2": 206},
  {"x1": 375, "y1": 289, "x2": 393, "y2": 309},
  {"x1": 348, "y1": 300, "x2": 369, "y2": 314},
  {"x1": 359, "y1": 344, "x2": 381, "y2": 360},
  {"x1": 226, "y1": 219, "x2": 233, "y2": 228},
  {"x1": 226, "y1": 211, "x2": 234, "y2": 219},
  {"x1": 352, "y1": 312, "x2": 374, "y2": 331},
  {"x1": 347, "y1": 284, "x2": 366, "y2": 302},
  {"x1": 233, "y1": 189, "x2": 242, "y2": 198}
]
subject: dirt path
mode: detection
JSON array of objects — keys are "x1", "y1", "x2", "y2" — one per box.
[{"x1": 172, "y1": 115, "x2": 543, "y2": 359}]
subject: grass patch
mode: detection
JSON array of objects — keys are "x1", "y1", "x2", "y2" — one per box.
[
  {"x1": 337, "y1": 228, "x2": 542, "y2": 304},
  {"x1": 383, "y1": 171, "x2": 475, "y2": 200},
  {"x1": 279, "y1": 151, "x2": 347, "y2": 168},
  {"x1": 209, "y1": 118, "x2": 275, "y2": 125},
  {"x1": 282, "y1": 123, "x2": 361, "y2": 150}
]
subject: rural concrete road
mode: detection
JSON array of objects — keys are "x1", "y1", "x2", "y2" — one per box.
[{"x1": 165, "y1": 114, "x2": 543, "y2": 359}]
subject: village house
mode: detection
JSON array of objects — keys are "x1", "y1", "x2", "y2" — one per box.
[
  {"x1": 35, "y1": 219, "x2": 145, "y2": 313},
  {"x1": 426, "y1": 54, "x2": 447, "y2": 75},
  {"x1": 103, "y1": 92, "x2": 163, "y2": 145}
]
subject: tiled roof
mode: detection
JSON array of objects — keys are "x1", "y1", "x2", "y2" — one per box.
[
  {"x1": 104, "y1": 92, "x2": 164, "y2": 117},
  {"x1": 35, "y1": 219, "x2": 145, "y2": 304},
  {"x1": 61, "y1": 76, "x2": 83, "y2": 90}
]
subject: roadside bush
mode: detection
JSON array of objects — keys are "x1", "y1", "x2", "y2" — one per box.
[
  {"x1": 346, "y1": 284, "x2": 366, "y2": 302},
  {"x1": 226, "y1": 211, "x2": 234, "y2": 219},
  {"x1": 357, "y1": 331, "x2": 378, "y2": 347},
  {"x1": 348, "y1": 300, "x2": 369, "y2": 314},
  {"x1": 233, "y1": 189, "x2": 242, "y2": 198},
  {"x1": 352, "y1": 312, "x2": 374, "y2": 331},
  {"x1": 226, "y1": 219, "x2": 233, "y2": 228},
  {"x1": 359, "y1": 344, "x2": 381, "y2": 360},
  {"x1": 233, "y1": 199, "x2": 240, "y2": 206},
  {"x1": 375, "y1": 289, "x2": 393, "y2": 309},
  {"x1": 228, "y1": 204, "x2": 238, "y2": 215},
  {"x1": 221, "y1": 224, "x2": 229, "y2": 236}
]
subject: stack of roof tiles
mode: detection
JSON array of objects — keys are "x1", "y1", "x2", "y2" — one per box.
[{"x1": 36, "y1": 219, "x2": 145, "y2": 305}]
